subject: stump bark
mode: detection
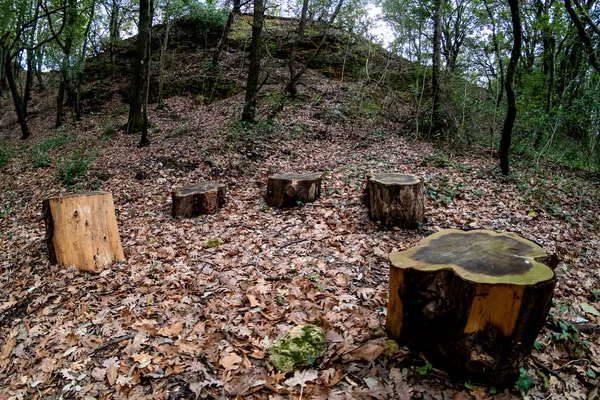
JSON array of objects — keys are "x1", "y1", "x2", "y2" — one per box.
[
  {"x1": 265, "y1": 173, "x2": 322, "y2": 207},
  {"x1": 42, "y1": 191, "x2": 125, "y2": 273},
  {"x1": 367, "y1": 173, "x2": 424, "y2": 228},
  {"x1": 387, "y1": 229, "x2": 557, "y2": 385},
  {"x1": 172, "y1": 181, "x2": 227, "y2": 218}
]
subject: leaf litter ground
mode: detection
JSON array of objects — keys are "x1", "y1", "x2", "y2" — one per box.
[{"x1": 1, "y1": 79, "x2": 600, "y2": 399}]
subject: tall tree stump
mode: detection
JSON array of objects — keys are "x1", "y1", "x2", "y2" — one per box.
[
  {"x1": 43, "y1": 191, "x2": 125, "y2": 273},
  {"x1": 265, "y1": 173, "x2": 322, "y2": 208},
  {"x1": 172, "y1": 181, "x2": 226, "y2": 218},
  {"x1": 367, "y1": 173, "x2": 424, "y2": 228},
  {"x1": 387, "y1": 229, "x2": 557, "y2": 385}
]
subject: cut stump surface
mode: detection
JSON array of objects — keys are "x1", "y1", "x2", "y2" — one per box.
[
  {"x1": 172, "y1": 181, "x2": 226, "y2": 218},
  {"x1": 265, "y1": 173, "x2": 322, "y2": 208},
  {"x1": 367, "y1": 173, "x2": 424, "y2": 228},
  {"x1": 43, "y1": 191, "x2": 125, "y2": 273},
  {"x1": 387, "y1": 229, "x2": 557, "y2": 385}
]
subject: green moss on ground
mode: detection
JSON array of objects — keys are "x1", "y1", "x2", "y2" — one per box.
[{"x1": 268, "y1": 324, "x2": 326, "y2": 372}]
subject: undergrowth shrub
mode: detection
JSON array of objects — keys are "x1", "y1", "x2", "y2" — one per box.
[
  {"x1": 56, "y1": 145, "x2": 96, "y2": 186},
  {"x1": 29, "y1": 134, "x2": 74, "y2": 168},
  {"x1": 0, "y1": 142, "x2": 12, "y2": 169}
]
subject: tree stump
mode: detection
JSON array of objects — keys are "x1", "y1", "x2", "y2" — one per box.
[
  {"x1": 387, "y1": 229, "x2": 557, "y2": 385},
  {"x1": 265, "y1": 173, "x2": 322, "y2": 208},
  {"x1": 366, "y1": 173, "x2": 424, "y2": 228},
  {"x1": 171, "y1": 181, "x2": 226, "y2": 218},
  {"x1": 42, "y1": 191, "x2": 125, "y2": 273}
]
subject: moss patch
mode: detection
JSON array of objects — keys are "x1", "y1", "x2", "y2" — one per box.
[{"x1": 268, "y1": 325, "x2": 326, "y2": 372}]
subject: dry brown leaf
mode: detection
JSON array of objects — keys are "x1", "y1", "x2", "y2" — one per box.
[
  {"x1": 351, "y1": 343, "x2": 385, "y2": 362},
  {"x1": 220, "y1": 353, "x2": 242, "y2": 371},
  {"x1": 106, "y1": 365, "x2": 118, "y2": 386}
]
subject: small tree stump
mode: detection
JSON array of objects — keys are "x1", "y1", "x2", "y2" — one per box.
[
  {"x1": 265, "y1": 173, "x2": 322, "y2": 207},
  {"x1": 367, "y1": 173, "x2": 424, "y2": 228},
  {"x1": 387, "y1": 229, "x2": 557, "y2": 385},
  {"x1": 42, "y1": 191, "x2": 125, "y2": 273},
  {"x1": 171, "y1": 181, "x2": 226, "y2": 218}
]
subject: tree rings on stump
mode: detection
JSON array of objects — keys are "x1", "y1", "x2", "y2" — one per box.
[
  {"x1": 42, "y1": 191, "x2": 125, "y2": 273},
  {"x1": 171, "y1": 181, "x2": 227, "y2": 218},
  {"x1": 366, "y1": 173, "x2": 424, "y2": 228},
  {"x1": 387, "y1": 229, "x2": 557, "y2": 385},
  {"x1": 265, "y1": 173, "x2": 322, "y2": 208}
]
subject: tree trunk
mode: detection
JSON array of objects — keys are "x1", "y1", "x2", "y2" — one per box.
[
  {"x1": 387, "y1": 229, "x2": 557, "y2": 385},
  {"x1": 5, "y1": 56, "x2": 30, "y2": 139},
  {"x1": 128, "y1": 0, "x2": 152, "y2": 133},
  {"x1": 109, "y1": 0, "x2": 120, "y2": 73},
  {"x1": 366, "y1": 173, "x2": 424, "y2": 229},
  {"x1": 285, "y1": 0, "x2": 310, "y2": 96},
  {"x1": 430, "y1": 0, "x2": 443, "y2": 138},
  {"x1": 157, "y1": 0, "x2": 171, "y2": 107},
  {"x1": 172, "y1": 182, "x2": 227, "y2": 218},
  {"x1": 265, "y1": 173, "x2": 322, "y2": 208},
  {"x1": 241, "y1": 0, "x2": 265, "y2": 123},
  {"x1": 211, "y1": 0, "x2": 240, "y2": 67},
  {"x1": 43, "y1": 192, "x2": 125, "y2": 273},
  {"x1": 56, "y1": 0, "x2": 76, "y2": 128},
  {"x1": 139, "y1": 0, "x2": 153, "y2": 146},
  {"x1": 500, "y1": 0, "x2": 522, "y2": 175}
]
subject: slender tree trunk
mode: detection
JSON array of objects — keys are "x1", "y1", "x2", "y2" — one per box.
[
  {"x1": 241, "y1": 0, "x2": 265, "y2": 123},
  {"x1": 285, "y1": 0, "x2": 344, "y2": 94},
  {"x1": 5, "y1": 56, "x2": 30, "y2": 139},
  {"x1": 285, "y1": 0, "x2": 310, "y2": 96},
  {"x1": 139, "y1": 0, "x2": 154, "y2": 146},
  {"x1": 56, "y1": 0, "x2": 76, "y2": 128},
  {"x1": 430, "y1": 0, "x2": 443, "y2": 138},
  {"x1": 483, "y1": 0, "x2": 505, "y2": 107},
  {"x1": 500, "y1": 0, "x2": 523, "y2": 175},
  {"x1": 109, "y1": 0, "x2": 120, "y2": 73},
  {"x1": 75, "y1": 0, "x2": 96, "y2": 121},
  {"x1": 0, "y1": 45, "x2": 6, "y2": 97},
  {"x1": 157, "y1": 0, "x2": 171, "y2": 107},
  {"x1": 23, "y1": 51, "x2": 34, "y2": 116},
  {"x1": 212, "y1": 0, "x2": 240, "y2": 67},
  {"x1": 128, "y1": 0, "x2": 152, "y2": 133}
]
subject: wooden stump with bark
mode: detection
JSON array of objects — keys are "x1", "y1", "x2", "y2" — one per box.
[
  {"x1": 171, "y1": 181, "x2": 227, "y2": 218},
  {"x1": 366, "y1": 173, "x2": 424, "y2": 228},
  {"x1": 387, "y1": 229, "x2": 557, "y2": 385},
  {"x1": 265, "y1": 173, "x2": 322, "y2": 208},
  {"x1": 42, "y1": 191, "x2": 125, "y2": 273}
]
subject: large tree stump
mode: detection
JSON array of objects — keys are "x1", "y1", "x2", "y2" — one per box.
[
  {"x1": 265, "y1": 173, "x2": 322, "y2": 208},
  {"x1": 43, "y1": 191, "x2": 125, "y2": 273},
  {"x1": 387, "y1": 229, "x2": 557, "y2": 385},
  {"x1": 367, "y1": 173, "x2": 424, "y2": 228},
  {"x1": 171, "y1": 181, "x2": 226, "y2": 218}
]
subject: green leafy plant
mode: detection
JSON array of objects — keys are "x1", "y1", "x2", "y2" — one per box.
[
  {"x1": 56, "y1": 145, "x2": 96, "y2": 186},
  {"x1": 517, "y1": 368, "x2": 533, "y2": 394},
  {"x1": 102, "y1": 122, "x2": 116, "y2": 140},
  {"x1": 417, "y1": 363, "x2": 433, "y2": 376},
  {"x1": 0, "y1": 142, "x2": 12, "y2": 169}
]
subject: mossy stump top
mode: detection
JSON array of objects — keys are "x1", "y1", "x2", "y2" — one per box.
[
  {"x1": 390, "y1": 229, "x2": 555, "y2": 285},
  {"x1": 171, "y1": 181, "x2": 226, "y2": 218},
  {"x1": 368, "y1": 173, "x2": 421, "y2": 186},
  {"x1": 387, "y1": 229, "x2": 557, "y2": 385}
]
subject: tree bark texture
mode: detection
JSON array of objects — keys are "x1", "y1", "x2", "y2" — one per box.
[
  {"x1": 241, "y1": 0, "x2": 265, "y2": 123},
  {"x1": 366, "y1": 173, "x2": 424, "y2": 229},
  {"x1": 43, "y1": 192, "x2": 125, "y2": 273},
  {"x1": 500, "y1": 0, "x2": 522, "y2": 175},
  {"x1": 430, "y1": 0, "x2": 443, "y2": 138},
  {"x1": 387, "y1": 229, "x2": 557, "y2": 385},
  {"x1": 211, "y1": 0, "x2": 240, "y2": 67},
  {"x1": 285, "y1": 0, "x2": 310, "y2": 96},
  {"x1": 172, "y1": 182, "x2": 227, "y2": 218},
  {"x1": 128, "y1": 0, "x2": 151, "y2": 133},
  {"x1": 265, "y1": 173, "x2": 322, "y2": 208}
]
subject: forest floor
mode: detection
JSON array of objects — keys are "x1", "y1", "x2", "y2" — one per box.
[{"x1": 1, "y1": 69, "x2": 600, "y2": 400}]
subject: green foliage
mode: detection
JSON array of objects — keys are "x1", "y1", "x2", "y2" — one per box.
[
  {"x1": 517, "y1": 368, "x2": 533, "y2": 394},
  {"x1": 102, "y1": 123, "x2": 116, "y2": 140},
  {"x1": 0, "y1": 142, "x2": 12, "y2": 169},
  {"x1": 28, "y1": 134, "x2": 74, "y2": 168},
  {"x1": 185, "y1": 2, "x2": 227, "y2": 35},
  {"x1": 417, "y1": 363, "x2": 433, "y2": 376},
  {"x1": 56, "y1": 145, "x2": 96, "y2": 186}
]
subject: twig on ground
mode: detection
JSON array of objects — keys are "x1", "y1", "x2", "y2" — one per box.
[{"x1": 88, "y1": 334, "x2": 134, "y2": 355}]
